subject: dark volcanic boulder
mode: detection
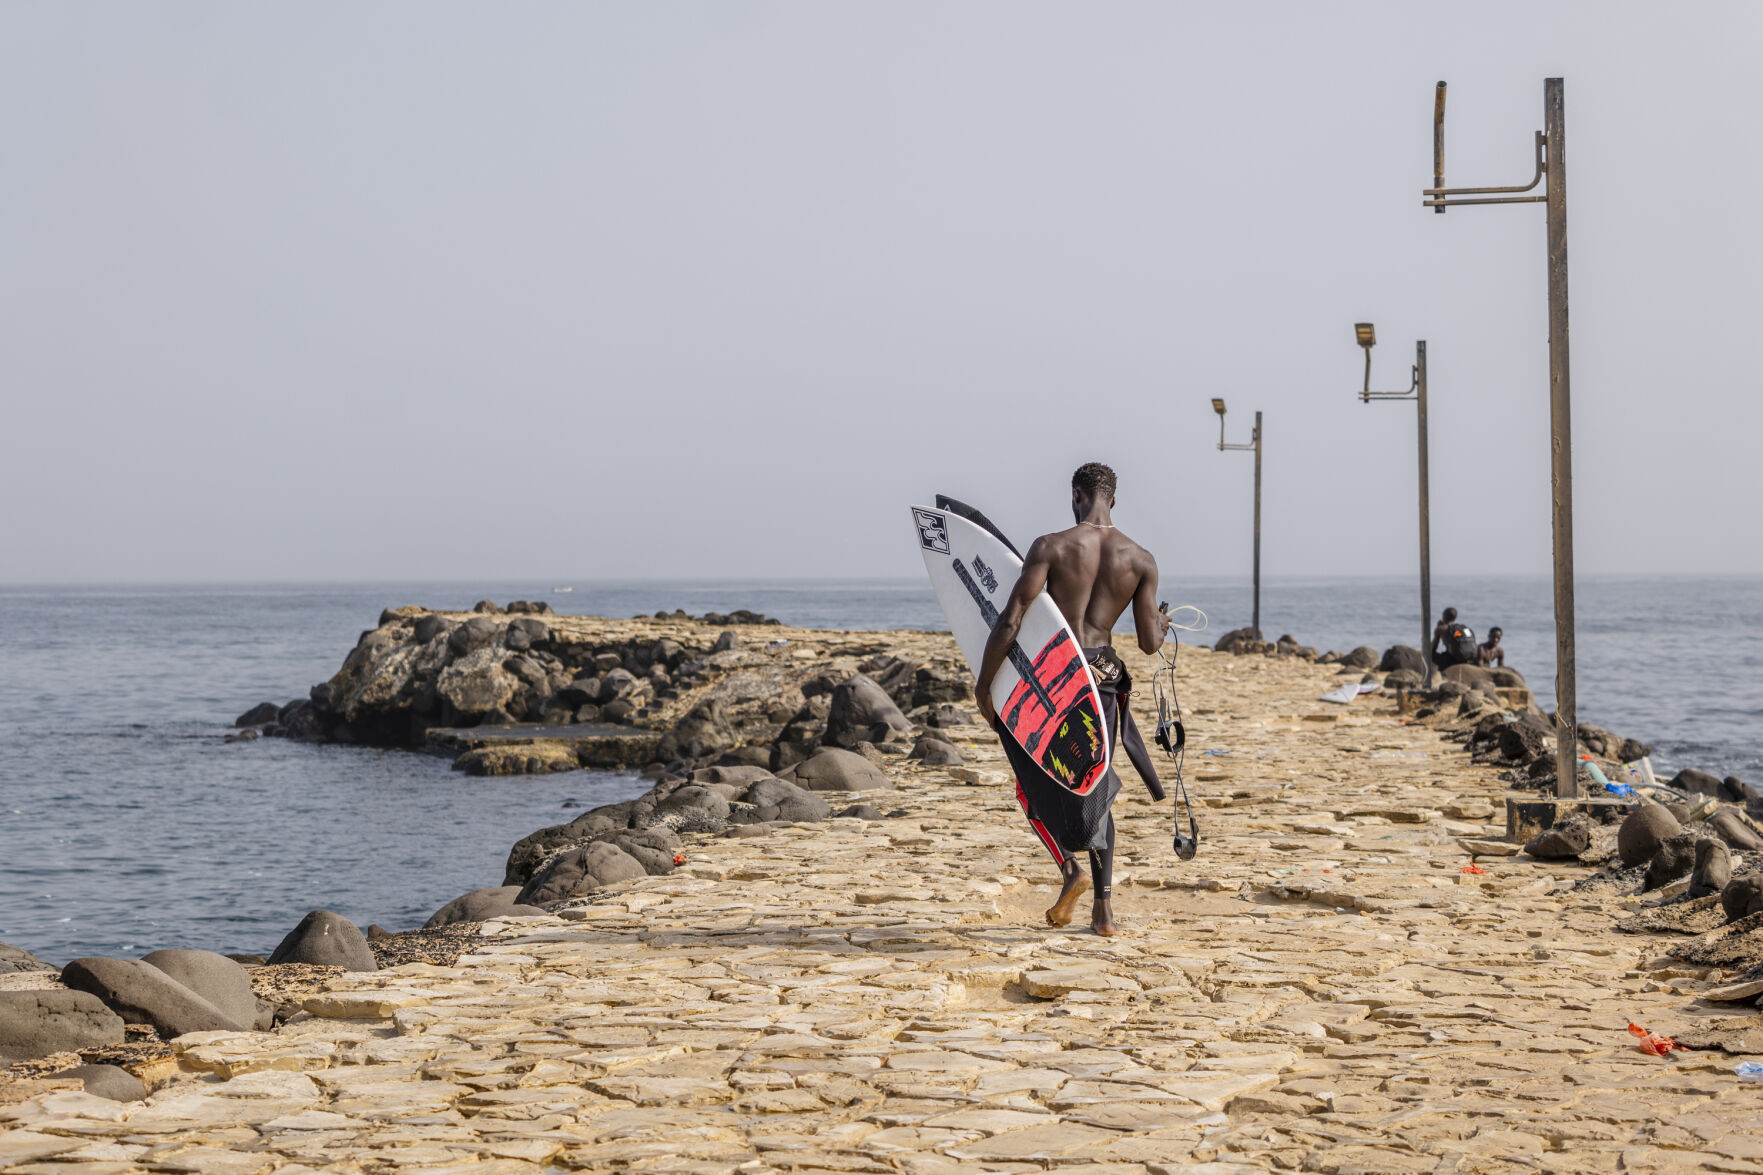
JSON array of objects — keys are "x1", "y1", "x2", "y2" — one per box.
[
  {"x1": 599, "y1": 668, "x2": 638, "y2": 703},
  {"x1": 1442, "y1": 663, "x2": 1499, "y2": 692},
  {"x1": 423, "y1": 887, "x2": 546, "y2": 929},
  {"x1": 0, "y1": 990, "x2": 124, "y2": 1062},
  {"x1": 1488, "y1": 667, "x2": 1526, "y2": 688},
  {"x1": 1690, "y1": 838, "x2": 1734, "y2": 899},
  {"x1": 504, "y1": 617, "x2": 550, "y2": 650},
  {"x1": 235, "y1": 702, "x2": 282, "y2": 727},
  {"x1": 1379, "y1": 645, "x2": 1426, "y2": 675},
  {"x1": 605, "y1": 828, "x2": 682, "y2": 875},
  {"x1": 656, "y1": 698, "x2": 737, "y2": 762},
  {"x1": 0, "y1": 941, "x2": 55, "y2": 974},
  {"x1": 448, "y1": 615, "x2": 501, "y2": 655},
  {"x1": 1469, "y1": 717, "x2": 1550, "y2": 767},
  {"x1": 1383, "y1": 670, "x2": 1422, "y2": 690},
  {"x1": 61, "y1": 957, "x2": 244, "y2": 1037},
  {"x1": 909, "y1": 737, "x2": 964, "y2": 766},
  {"x1": 825, "y1": 675, "x2": 912, "y2": 748},
  {"x1": 780, "y1": 747, "x2": 893, "y2": 792},
  {"x1": 1670, "y1": 768, "x2": 1724, "y2": 799},
  {"x1": 909, "y1": 665, "x2": 971, "y2": 708},
  {"x1": 517, "y1": 842, "x2": 647, "y2": 905},
  {"x1": 1643, "y1": 832, "x2": 1700, "y2": 891},
  {"x1": 1341, "y1": 646, "x2": 1381, "y2": 669},
  {"x1": 742, "y1": 778, "x2": 833, "y2": 823},
  {"x1": 1214, "y1": 627, "x2": 1262, "y2": 654},
  {"x1": 1726, "y1": 776, "x2": 1759, "y2": 806},
  {"x1": 1706, "y1": 809, "x2": 1763, "y2": 851},
  {"x1": 139, "y1": 950, "x2": 265, "y2": 1030},
  {"x1": 52, "y1": 1063, "x2": 145, "y2": 1102},
  {"x1": 1618, "y1": 803, "x2": 1682, "y2": 867},
  {"x1": 1723, "y1": 873, "x2": 1763, "y2": 922},
  {"x1": 266, "y1": 910, "x2": 377, "y2": 972},
  {"x1": 692, "y1": 765, "x2": 774, "y2": 786},
  {"x1": 1523, "y1": 814, "x2": 1591, "y2": 860},
  {"x1": 656, "y1": 784, "x2": 731, "y2": 821},
  {"x1": 558, "y1": 676, "x2": 602, "y2": 707}
]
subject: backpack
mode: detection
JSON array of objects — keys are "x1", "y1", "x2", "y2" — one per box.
[{"x1": 1447, "y1": 623, "x2": 1477, "y2": 664}]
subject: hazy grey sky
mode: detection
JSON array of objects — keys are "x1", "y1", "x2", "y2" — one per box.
[{"x1": 3, "y1": 2, "x2": 1758, "y2": 584}]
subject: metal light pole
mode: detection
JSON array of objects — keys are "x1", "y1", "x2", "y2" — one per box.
[
  {"x1": 1352, "y1": 325, "x2": 1433, "y2": 687},
  {"x1": 1211, "y1": 399, "x2": 1262, "y2": 639},
  {"x1": 1425, "y1": 77, "x2": 1578, "y2": 800}
]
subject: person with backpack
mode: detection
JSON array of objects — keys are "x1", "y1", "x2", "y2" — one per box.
[{"x1": 1431, "y1": 607, "x2": 1479, "y2": 670}]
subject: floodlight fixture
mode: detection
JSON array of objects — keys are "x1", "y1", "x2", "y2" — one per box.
[{"x1": 1355, "y1": 323, "x2": 1376, "y2": 349}]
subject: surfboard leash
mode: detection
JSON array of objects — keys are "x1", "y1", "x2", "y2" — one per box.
[{"x1": 1153, "y1": 602, "x2": 1200, "y2": 861}]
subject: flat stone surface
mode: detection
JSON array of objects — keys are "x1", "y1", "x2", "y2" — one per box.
[{"x1": 5, "y1": 638, "x2": 1761, "y2": 1171}]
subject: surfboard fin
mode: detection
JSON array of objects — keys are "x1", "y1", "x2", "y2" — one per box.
[{"x1": 935, "y1": 495, "x2": 1023, "y2": 559}]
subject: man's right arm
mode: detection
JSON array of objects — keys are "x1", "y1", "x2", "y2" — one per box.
[{"x1": 1131, "y1": 550, "x2": 1168, "y2": 655}]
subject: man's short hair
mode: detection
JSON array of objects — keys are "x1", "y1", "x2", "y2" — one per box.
[
  {"x1": 1442, "y1": 607, "x2": 1459, "y2": 622},
  {"x1": 1489, "y1": 627, "x2": 1503, "y2": 639},
  {"x1": 1072, "y1": 462, "x2": 1116, "y2": 500}
]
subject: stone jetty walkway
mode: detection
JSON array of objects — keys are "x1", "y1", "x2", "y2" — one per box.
[{"x1": 7, "y1": 646, "x2": 1763, "y2": 1174}]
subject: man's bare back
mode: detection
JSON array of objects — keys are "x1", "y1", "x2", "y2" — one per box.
[{"x1": 1033, "y1": 524, "x2": 1164, "y2": 650}]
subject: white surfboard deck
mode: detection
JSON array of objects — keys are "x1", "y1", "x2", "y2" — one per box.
[{"x1": 910, "y1": 497, "x2": 1112, "y2": 795}]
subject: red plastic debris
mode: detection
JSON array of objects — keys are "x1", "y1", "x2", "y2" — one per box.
[
  {"x1": 1628, "y1": 1021, "x2": 1683, "y2": 1056},
  {"x1": 673, "y1": 854, "x2": 687, "y2": 866},
  {"x1": 1460, "y1": 864, "x2": 1487, "y2": 875}
]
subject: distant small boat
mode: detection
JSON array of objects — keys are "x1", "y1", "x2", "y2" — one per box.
[{"x1": 551, "y1": 586, "x2": 573, "y2": 593}]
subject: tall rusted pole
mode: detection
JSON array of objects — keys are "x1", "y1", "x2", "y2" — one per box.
[
  {"x1": 1252, "y1": 411, "x2": 1263, "y2": 640},
  {"x1": 1544, "y1": 78, "x2": 1579, "y2": 799},
  {"x1": 1416, "y1": 342, "x2": 1433, "y2": 687},
  {"x1": 1432, "y1": 83, "x2": 1447, "y2": 215}
]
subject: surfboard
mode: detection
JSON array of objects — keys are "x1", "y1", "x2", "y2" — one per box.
[{"x1": 910, "y1": 495, "x2": 1112, "y2": 796}]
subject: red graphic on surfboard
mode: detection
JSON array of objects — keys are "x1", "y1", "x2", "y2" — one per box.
[{"x1": 1000, "y1": 629, "x2": 1108, "y2": 795}]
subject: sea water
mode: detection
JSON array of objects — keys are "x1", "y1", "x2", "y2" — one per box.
[{"x1": 1, "y1": 576, "x2": 1756, "y2": 963}]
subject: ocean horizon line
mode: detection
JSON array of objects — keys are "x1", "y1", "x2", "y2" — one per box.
[{"x1": 3, "y1": 571, "x2": 1761, "y2": 593}]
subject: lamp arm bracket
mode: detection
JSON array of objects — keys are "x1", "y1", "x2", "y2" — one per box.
[{"x1": 1424, "y1": 130, "x2": 1547, "y2": 208}]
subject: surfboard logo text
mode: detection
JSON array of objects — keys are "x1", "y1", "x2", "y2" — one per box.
[
  {"x1": 972, "y1": 555, "x2": 999, "y2": 594},
  {"x1": 913, "y1": 509, "x2": 950, "y2": 554}
]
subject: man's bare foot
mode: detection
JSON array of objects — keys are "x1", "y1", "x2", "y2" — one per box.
[
  {"x1": 1046, "y1": 867, "x2": 1090, "y2": 927},
  {"x1": 1091, "y1": 896, "x2": 1118, "y2": 937}
]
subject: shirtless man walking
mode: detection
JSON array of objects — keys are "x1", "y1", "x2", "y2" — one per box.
[{"x1": 975, "y1": 462, "x2": 1168, "y2": 936}]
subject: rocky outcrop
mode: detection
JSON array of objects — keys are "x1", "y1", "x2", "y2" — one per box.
[
  {"x1": 1379, "y1": 645, "x2": 1426, "y2": 675},
  {"x1": 824, "y1": 675, "x2": 911, "y2": 747},
  {"x1": 454, "y1": 742, "x2": 579, "y2": 776},
  {"x1": 779, "y1": 748, "x2": 893, "y2": 792},
  {"x1": 139, "y1": 950, "x2": 271, "y2": 1031},
  {"x1": 1524, "y1": 814, "x2": 1592, "y2": 859},
  {"x1": 424, "y1": 887, "x2": 547, "y2": 928},
  {"x1": 0, "y1": 990, "x2": 123, "y2": 1063},
  {"x1": 60, "y1": 957, "x2": 244, "y2": 1037},
  {"x1": 266, "y1": 910, "x2": 377, "y2": 972},
  {"x1": 1, "y1": 941, "x2": 55, "y2": 974},
  {"x1": 1619, "y1": 804, "x2": 1682, "y2": 867},
  {"x1": 516, "y1": 842, "x2": 648, "y2": 905}
]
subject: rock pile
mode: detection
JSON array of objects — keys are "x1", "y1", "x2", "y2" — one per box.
[
  {"x1": 495, "y1": 747, "x2": 893, "y2": 909},
  {"x1": 232, "y1": 608, "x2": 976, "y2": 783}
]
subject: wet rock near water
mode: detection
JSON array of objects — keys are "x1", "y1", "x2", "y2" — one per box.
[
  {"x1": 423, "y1": 886, "x2": 545, "y2": 929},
  {"x1": 59, "y1": 957, "x2": 246, "y2": 1038},
  {"x1": 0, "y1": 991, "x2": 124, "y2": 1064},
  {"x1": 265, "y1": 910, "x2": 377, "y2": 972},
  {"x1": 0, "y1": 942, "x2": 55, "y2": 975}
]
